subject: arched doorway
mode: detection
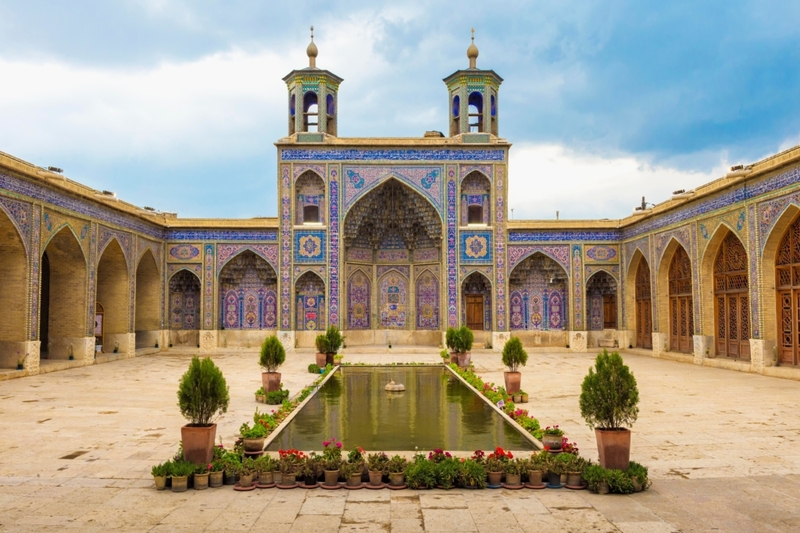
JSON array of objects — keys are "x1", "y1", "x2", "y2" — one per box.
[
  {"x1": 219, "y1": 251, "x2": 278, "y2": 330},
  {"x1": 461, "y1": 172, "x2": 490, "y2": 226},
  {"x1": 295, "y1": 171, "x2": 325, "y2": 225},
  {"x1": 96, "y1": 239, "x2": 130, "y2": 353},
  {"x1": 0, "y1": 208, "x2": 28, "y2": 368},
  {"x1": 135, "y1": 249, "x2": 161, "y2": 349},
  {"x1": 668, "y1": 246, "x2": 693, "y2": 353},
  {"x1": 40, "y1": 227, "x2": 87, "y2": 359},
  {"x1": 587, "y1": 271, "x2": 617, "y2": 330},
  {"x1": 379, "y1": 269, "x2": 408, "y2": 329},
  {"x1": 714, "y1": 232, "x2": 750, "y2": 359},
  {"x1": 775, "y1": 215, "x2": 800, "y2": 365},
  {"x1": 295, "y1": 271, "x2": 326, "y2": 331},
  {"x1": 509, "y1": 253, "x2": 568, "y2": 332},
  {"x1": 462, "y1": 272, "x2": 491, "y2": 331},
  {"x1": 169, "y1": 270, "x2": 201, "y2": 347},
  {"x1": 415, "y1": 269, "x2": 439, "y2": 330},
  {"x1": 634, "y1": 259, "x2": 652, "y2": 349},
  {"x1": 347, "y1": 269, "x2": 370, "y2": 330}
]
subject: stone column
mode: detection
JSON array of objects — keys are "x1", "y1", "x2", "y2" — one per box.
[
  {"x1": 199, "y1": 330, "x2": 218, "y2": 353},
  {"x1": 652, "y1": 332, "x2": 668, "y2": 357},
  {"x1": 569, "y1": 331, "x2": 588, "y2": 353},
  {"x1": 617, "y1": 330, "x2": 634, "y2": 350},
  {"x1": 749, "y1": 338, "x2": 775, "y2": 374},
  {"x1": 692, "y1": 335, "x2": 713, "y2": 365},
  {"x1": 492, "y1": 331, "x2": 509, "y2": 353}
]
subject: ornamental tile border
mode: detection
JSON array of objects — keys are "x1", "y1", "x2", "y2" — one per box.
[
  {"x1": 204, "y1": 244, "x2": 214, "y2": 329},
  {"x1": 0, "y1": 195, "x2": 32, "y2": 254},
  {"x1": 280, "y1": 165, "x2": 292, "y2": 329},
  {"x1": 446, "y1": 166, "x2": 458, "y2": 327},
  {"x1": 280, "y1": 148, "x2": 506, "y2": 162},
  {"x1": 495, "y1": 165, "x2": 506, "y2": 330},
  {"x1": 748, "y1": 204, "x2": 761, "y2": 338},
  {"x1": 293, "y1": 229, "x2": 326, "y2": 264},
  {"x1": 572, "y1": 245, "x2": 583, "y2": 330},
  {"x1": 29, "y1": 205, "x2": 41, "y2": 339},
  {"x1": 459, "y1": 230, "x2": 493, "y2": 263},
  {"x1": 507, "y1": 245, "x2": 570, "y2": 273},
  {"x1": 329, "y1": 165, "x2": 340, "y2": 327},
  {"x1": 216, "y1": 243, "x2": 279, "y2": 275}
]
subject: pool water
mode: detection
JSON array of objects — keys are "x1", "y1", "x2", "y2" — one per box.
[{"x1": 266, "y1": 366, "x2": 535, "y2": 451}]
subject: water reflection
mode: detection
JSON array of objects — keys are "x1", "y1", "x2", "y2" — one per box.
[{"x1": 266, "y1": 366, "x2": 534, "y2": 451}]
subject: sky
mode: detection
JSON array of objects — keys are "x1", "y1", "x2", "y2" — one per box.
[{"x1": 1, "y1": 0, "x2": 799, "y2": 220}]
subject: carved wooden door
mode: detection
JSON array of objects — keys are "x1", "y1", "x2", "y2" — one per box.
[
  {"x1": 635, "y1": 260, "x2": 652, "y2": 348},
  {"x1": 669, "y1": 247, "x2": 693, "y2": 353},
  {"x1": 466, "y1": 295, "x2": 484, "y2": 331},
  {"x1": 776, "y1": 217, "x2": 800, "y2": 366},
  {"x1": 714, "y1": 233, "x2": 750, "y2": 359}
]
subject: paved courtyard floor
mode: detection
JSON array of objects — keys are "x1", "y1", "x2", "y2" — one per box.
[{"x1": 1, "y1": 347, "x2": 800, "y2": 532}]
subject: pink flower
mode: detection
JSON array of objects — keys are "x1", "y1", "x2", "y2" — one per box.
[
  {"x1": 323, "y1": 440, "x2": 329, "y2": 447},
  {"x1": 336, "y1": 442, "x2": 342, "y2": 448}
]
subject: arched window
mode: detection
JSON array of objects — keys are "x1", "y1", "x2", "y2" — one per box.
[
  {"x1": 468, "y1": 92, "x2": 483, "y2": 132},
  {"x1": 303, "y1": 205, "x2": 320, "y2": 224},
  {"x1": 669, "y1": 246, "x2": 693, "y2": 353},
  {"x1": 468, "y1": 205, "x2": 483, "y2": 224},
  {"x1": 714, "y1": 232, "x2": 749, "y2": 359},
  {"x1": 289, "y1": 94, "x2": 296, "y2": 135},
  {"x1": 326, "y1": 93, "x2": 336, "y2": 136},
  {"x1": 490, "y1": 94, "x2": 497, "y2": 135},
  {"x1": 450, "y1": 95, "x2": 460, "y2": 136},
  {"x1": 303, "y1": 91, "x2": 318, "y2": 132},
  {"x1": 635, "y1": 259, "x2": 652, "y2": 348}
]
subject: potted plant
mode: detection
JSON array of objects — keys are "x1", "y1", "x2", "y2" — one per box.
[
  {"x1": 315, "y1": 334, "x2": 329, "y2": 367},
  {"x1": 177, "y1": 357, "x2": 230, "y2": 465},
  {"x1": 434, "y1": 457, "x2": 460, "y2": 490},
  {"x1": 628, "y1": 461, "x2": 650, "y2": 492},
  {"x1": 607, "y1": 468, "x2": 635, "y2": 494},
  {"x1": 300, "y1": 453, "x2": 323, "y2": 487},
  {"x1": 151, "y1": 462, "x2": 168, "y2": 490},
  {"x1": 253, "y1": 455, "x2": 276, "y2": 486},
  {"x1": 333, "y1": 354, "x2": 344, "y2": 365},
  {"x1": 239, "y1": 457, "x2": 256, "y2": 488},
  {"x1": 405, "y1": 454, "x2": 436, "y2": 489},
  {"x1": 457, "y1": 459, "x2": 486, "y2": 489},
  {"x1": 279, "y1": 449, "x2": 304, "y2": 485},
  {"x1": 519, "y1": 390, "x2": 529, "y2": 403},
  {"x1": 367, "y1": 452, "x2": 388, "y2": 486},
  {"x1": 583, "y1": 463, "x2": 609, "y2": 494},
  {"x1": 579, "y1": 350, "x2": 639, "y2": 471},
  {"x1": 503, "y1": 458, "x2": 525, "y2": 487},
  {"x1": 453, "y1": 326, "x2": 474, "y2": 368},
  {"x1": 439, "y1": 349, "x2": 450, "y2": 365},
  {"x1": 221, "y1": 452, "x2": 241, "y2": 485},
  {"x1": 445, "y1": 327, "x2": 459, "y2": 364},
  {"x1": 485, "y1": 447, "x2": 512, "y2": 487},
  {"x1": 544, "y1": 454, "x2": 563, "y2": 487},
  {"x1": 209, "y1": 459, "x2": 225, "y2": 488},
  {"x1": 254, "y1": 387, "x2": 266, "y2": 403},
  {"x1": 527, "y1": 451, "x2": 547, "y2": 487},
  {"x1": 341, "y1": 461, "x2": 363, "y2": 488},
  {"x1": 169, "y1": 460, "x2": 195, "y2": 492},
  {"x1": 324, "y1": 325, "x2": 344, "y2": 365},
  {"x1": 239, "y1": 421, "x2": 268, "y2": 452},
  {"x1": 193, "y1": 463, "x2": 210, "y2": 490},
  {"x1": 259, "y1": 335, "x2": 286, "y2": 392},
  {"x1": 387, "y1": 455, "x2": 407, "y2": 487},
  {"x1": 541, "y1": 425, "x2": 564, "y2": 451},
  {"x1": 346, "y1": 446, "x2": 365, "y2": 484},
  {"x1": 501, "y1": 337, "x2": 527, "y2": 393},
  {"x1": 321, "y1": 438, "x2": 343, "y2": 486},
  {"x1": 308, "y1": 363, "x2": 321, "y2": 374}
]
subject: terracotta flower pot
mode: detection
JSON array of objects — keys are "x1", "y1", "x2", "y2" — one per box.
[
  {"x1": 209, "y1": 471, "x2": 223, "y2": 488},
  {"x1": 324, "y1": 469, "x2": 340, "y2": 486},
  {"x1": 259, "y1": 471, "x2": 274, "y2": 485},
  {"x1": 273, "y1": 471, "x2": 283, "y2": 485},
  {"x1": 566, "y1": 472, "x2": 582, "y2": 487},
  {"x1": 505, "y1": 473, "x2": 521, "y2": 486},
  {"x1": 450, "y1": 353, "x2": 458, "y2": 364},
  {"x1": 239, "y1": 474, "x2": 254, "y2": 488},
  {"x1": 171, "y1": 475, "x2": 188, "y2": 492},
  {"x1": 368, "y1": 470, "x2": 383, "y2": 486},
  {"x1": 153, "y1": 475, "x2": 167, "y2": 491},
  {"x1": 316, "y1": 352, "x2": 327, "y2": 367},
  {"x1": 541, "y1": 434, "x2": 562, "y2": 451},
  {"x1": 181, "y1": 424, "x2": 217, "y2": 465},
  {"x1": 347, "y1": 473, "x2": 362, "y2": 487},
  {"x1": 595, "y1": 428, "x2": 631, "y2": 471},
  {"x1": 193, "y1": 472, "x2": 209, "y2": 490},
  {"x1": 457, "y1": 352, "x2": 471, "y2": 368},
  {"x1": 282, "y1": 473, "x2": 296, "y2": 485},
  {"x1": 547, "y1": 472, "x2": 560, "y2": 486},
  {"x1": 326, "y1": 353, "x2": 335, "y2": 366},
  {"x1": 504, "y1": 371, "x2": 521, "y2": 394},
  {"x1": 487, "y1": 471, "x2": 503, "y2": 486},
  {"x1": 527, "y1": 469, "x2": 542, "y2": 486},
  {"x1": 243, "y1": 438, "x2": 265, "y2": 452},
  {"x1": 262, "y1": 372, "x2": 281, "y2": 393},
  {"x1": 388, "y1": 472, "x2": 405, "y2": 487}
]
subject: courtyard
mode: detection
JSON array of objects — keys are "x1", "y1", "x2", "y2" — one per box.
[{"x1": 1, "y1": 348, "x2": 799, "y2": 532}]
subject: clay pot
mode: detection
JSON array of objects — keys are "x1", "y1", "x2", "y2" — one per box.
[
  {"x1": 541, "y1": 434, "x2": 562, "y2": 451},
  {"x1": 181, "y1": 424, "x2": 217, "y2": 465},
  {"x1": 224, "y1": 471, "x2": 237, "y2": 485},
  {"x1": 209, "y1": 471, "x2": 223, "y2": 488},
  {"x1": 347, "y1": 473, "x2": 362, "y2": 487},
  {"x1": 369, "y1": 470, "x2": 383, "y2": 486},
  {"x1": 487, "y1": 471, "x2": 503, "y2": 486},
  {"x1": 171, "y1": 475, "x2": 188, "y2": 492},
  {"x1": 597, "y1": 480, "x2": 610, "y2": 494},
  {"x1": 505, "y1": 473, "x2": 522, "y2": 486},
  {"x1": 193, "y1": 472, "x2": 209, "y2": 490},
  {"x1": 595, "y1": 428, "x2": 631, "y2": 471},
  {"x1": 527, "y1": 469, "x2": 542, "y2": 486},
  {"x1": 450, "y1": 353, "x2": 458, "y2": 364},
  {"x1": 566, "y1": 472, "x2": 582, "y2": 487},
  {"x1": 243, "y1": 438, "x2": 265, "y2": 452},
  {"x1": 547, "y1": 472, "x2": 560, "y2": 486},
  {"x1": 262, "y1": 372, "x2": 281, "y2": 393},
  {"x1": 273, "y1": 471, "x2": 283, "y2": 485},
  {"x1": 504, "y1": 371, "x2": 521, "y2": 393},
  {"x1": 316, "y1": 352, "x2": 327, "y2": 367},
  {"x1": 259, "y1": 471, "x2": 274, "y2": 485},
  {"x1": 457, "y1": 352, "x2": 471, "y2": 368},
  {"x1": 153, "y1": 476, "x2": 166, "y2": 491},
  {"x1": 239, "y1": 474, "x2": 254, "y2": 488},
  {"x1": 326, "y1": 353, "x2": 335, "y2": 366},
  {"x1": 282, "y1": 473, "x2": 296, "y2": 485},
  {"x1": 324, "y1": 469, "x2": 340, "y2": 486},
  {"x1": 388, "y1": 472, "x2": 405, "y2": 487}
]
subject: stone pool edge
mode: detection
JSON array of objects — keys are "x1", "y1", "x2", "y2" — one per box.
[
  {"x1": 444, "y1": 364, "x2": 543, "y2": 451},
  {"x1": 263, "y1": 364, "x2": 341, "y2": 450}
]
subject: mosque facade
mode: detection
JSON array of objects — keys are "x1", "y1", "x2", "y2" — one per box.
[{"x1": 2, "y1": 35, "x2": 800, "y2": 380}]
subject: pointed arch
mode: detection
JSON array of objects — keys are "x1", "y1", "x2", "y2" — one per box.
[
  {"x1": 378, "y1": 268, "x2": 409, "y2": 329},
  {"x1": 415, "y1": 267, "x2": 439, "y2": 330},
  {"x1": 343, "y1": 174, "x2": 443, "y2": 221},
  {"x1": 169, "y1": 268, "x2": 201, "y2": 332},
  {"x1": 347, "y1": 267, "x2": 371, "y2": 330},
  {"x1": 135, "y1": 249, "x2": 161, "y2": 348},
  {"x1": 96, "y1": 238, "x2": 130, "y2": 352},
  {"x1": 0, "y1": 199, "x2": 30, "y2": 258},
  {"x1": 295, "y1": 170, "x2": 326, "y2": 225},
  {"x1": 509, "y1": 252, "x2": 568, "y2": 331},
  {"x1": 657, "y1": 239, "x2": 693, "y2": 353},
  {"x1": 98, "y1": 235, "x2": 130, "y2": 272},
  {"x1": 217, "y1": 245, "x2": 278, "y2": 275},
  {"x1": 624, "y1": 249, "x2": 652, "y2": 349},
  {"x1": 462, "y1": 271, "x2": 492, "y2": 331},
  {"x1": 0, "y1": 206, "x2": 29, "y2": 368},
  {"x1": 41, "y1": 223, "x2": 86, "y2": 265},
  {"x1": 586, "y1": 270, "x2": 618, "y2": 330},
  {"x1": 219, "y1": 250, "x2": 278, "y2": 330},
  {"x1": 40, "y1": 226, "x2": 88, "y2": 359},
  {"x1": 295, "y1": 271, "x2": 326, "y2": 331},
  {"x1": 460, "y1": 171, "x2": 491, "y2": 226}
]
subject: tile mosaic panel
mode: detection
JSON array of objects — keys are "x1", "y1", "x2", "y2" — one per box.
[
  {"x1": 495, "y1": 164, "x2": 506, "y2": 331},
  {"x1": 748, "y1": 204, "x2": 761, "y2": 338},
  {"x1": 0, "y1": 195, "x2": 32, "y2": 254},
  {"x1": 296, "y1": 273, "x2": 325, "y2": 331},
  {"x1": 169, "y1": 269, "x2": 201, "y2": 330},
  {"x1": 379, "y1": 270, "x2": 407, "y2": 328},
  {"x1": 508, "y1": 245, "x2": 570, "y2": 272},
  {"x1": 220, "y1": 288, "x2": 277, "y2": 330},
  {"x1": 585, "y1": 245, "x2": 619, "y2": 263},
  {"x1": 342, "y1": 166, "x2": 443, "y2": 213},
  {"x1": 377, "y1": 249, "x2": 409, "y2": 262},
  {"x1": 168, "y1": 263, "x2": 203, "y2": 278},
  {"x1": 623, "y1": 236, "x2": 650, "y2": 271},
  {"x1": 293, "y1": 164, "x2": 326, "y2": 180},
  {"x1": 293, "y1": 229, "x2": 326, "y2": 264},
  {"x1": 758, "y1": 188, "x2": 800, "y2": 252},
  {"x1": 204, "y1": 244, "x2": 214, "y2": 329},
  {"x1": 697, "y1": 210, "x2": 747, "y2": 257},
  {"x1": 347, "y1": 269, "x2": 370, "y2": 329},
  {"x1": 281, "y1": 148, "x2": 506, "y2": 162},
  {"x1": 29, "y1": 205, "x2": 41, "y2": 339},
  {"x1": 414, "y1": 248, "x2": 438, "y2": 262},
  {"x1": 572, "y1": 245, "x2": 583, "y2": 330},
  {"x1": 168, "y1": 244, "x2": 201, "y2": 262},
  {"x1": 459, "y1": 230, "x2": 492, "y2": 263},
  {"x1": 446, "y1": 166, "x2": 458, "y2": 327},
  {"x1": 329, "y1": 165, "x2": 340, "y2": 326},
  {"x1": 166, "y1": 230, "x2": 278, "y2": 241},
  {"x1": 280, "y1": 165, "x2": 291, "y2": 329},
  {"x1": 509, "y1": 230, "x2": 621, "y2": 242},
  {"x1": 137, "y1": 237, "x2": 162, "y2": 267},
  {"x1": 416, "y1": 269, "x2": 439, "y2": 330},
  {"x1": 216, "y1": 244, "x2": 279, "y2": 274},
  {"x1": 347, "y1": 247, "x2": 372, "y2": 262},
  {"x1": 377, "y1": 265, "x2": 410, "y2": 279},
  {"x1": 459, "y1": 165, "x2": 493, "y2": 182}
]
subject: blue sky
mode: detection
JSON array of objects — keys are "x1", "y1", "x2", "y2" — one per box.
[{"x1": 1, "y1": 1, "x2": 799, "y2": 219}]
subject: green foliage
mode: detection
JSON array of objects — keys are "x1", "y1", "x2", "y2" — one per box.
[
  {"x1": 239, "y1": 421, "x2": 268, "y2": 439},
  {"x1": 300, "y1": 453, "x2": 323, "y2": 479},
  {"x1": 628, "y1": 461, "x2": 650, "y2": 490},
  {"x1": 439, "y1": 349, "x2": 450, "y2": 360},
  {"x1": 253, "y1": 455, "x2": 276, "y2": 473},
  {"x1": 582, "y1": 464, "x2": 608, "y2": 493},
  {"x1": 340, "y1": 461, "x2": 362, "y2": 478},
  {"x1": 259, "y1": 335, "x2": 286, "y2": 372},
  {"x1": 503, "y1": 458, "x2": 527, "y2": 475},
  {"x1": 457, "y1": 459, "x2": 487, "y2": 489},
  {"x1": 169, "y1": 460, "x2": 197, "y2": 478},
  {"x1": 315, "y1": 334, "x2": 330, "y2": 354},
  {"x1": 151, "y1": 462, "x2": 168, "y2": 477},
  {"x1": 434, "y1": 457, "x2": 460, "y2": 489},
  {"x1": 177, "y1": 356, "x2": 230, "y2": 426},
  {"x1": 501, "y1": 336, "x2": 528, "y2": 372},
  {"x1": 367, "y1": 452, "x2": 389, "y2": 473},
  {"x1": 387, "y1": 454, "x2": 407, "y2": 474},
  {"x1": 240, "y1": 457, "x2": 257, "y2": 476},
  {"x1": 308, "y1": 363, "x2": 321, "y2": 374},
  {"x1": 265, "y1": 388, "x2": 290, "y2": 405},
  {"x1": 606, "y1": 469, "x2": 635, "y2": 494},
  {"x1": 405, "y1": 454, "x2": 437, "y2": 489},
  {"x1": 453, "y1": 326, "x2": 474, "y2": 353},
  {"x1": 325, "y1": 325, "x2": 344, "y2": 354},
  {"x1": 445, "y1": 327, "x2": 457, "y2": 351},
  {"x1": 579, "y1": 350, "x2": 639, "y2": 429}
]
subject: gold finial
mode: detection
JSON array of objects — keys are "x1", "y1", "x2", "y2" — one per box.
[
  {"x1": 307, "y1": 25, "x2": 318, "y2": 68},
  {"x1": 467, "y1": 28, "x2": 479, "y2": 69}
]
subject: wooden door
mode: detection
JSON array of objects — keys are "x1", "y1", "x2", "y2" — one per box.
[
  {"x1": 669, "y1": 247, "x2": 693, "y2": 353},
  {"x1": 775, "y1": 218, "x2": 800, "y2": 366},
  {"x1": 635, "y1": 260, "x2": 652, "y2": 348},
  {"x1": 466, "y1": 295, "x2": 484, "y2": 330},
  {"x1": 602, "y1": 294, "x2": 617, "y2": 329},
  {"x1": 714, "y1": 233, "x2": 750, "y2": 359}
]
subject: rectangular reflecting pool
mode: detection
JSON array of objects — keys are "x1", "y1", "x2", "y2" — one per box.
[{"x1": 266, "y1": 366, "x2": 535, "y2": 451}]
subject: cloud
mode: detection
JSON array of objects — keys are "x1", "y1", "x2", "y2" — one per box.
[{"x1": 508, "y1": 143, "x2": 727, "y2": 221}]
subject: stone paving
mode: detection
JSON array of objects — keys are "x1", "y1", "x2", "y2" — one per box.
[{"x1": 1, "y1": 346, "x2": 800, "y2": 532}]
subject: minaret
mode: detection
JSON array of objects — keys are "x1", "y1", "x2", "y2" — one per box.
[
  {"x1": 443, "y1": 29, "x2": 503, "y2": 136},
  {"x1": 282, "y1": 27, "x2": 344, "y2": 137}
]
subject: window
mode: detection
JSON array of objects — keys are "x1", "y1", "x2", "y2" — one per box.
[
  {"x1": 303, "y1": 205, "x2": 320, "y2": 224},
  {"x1": 468, "y1": 205, "x2": 483, "y2": 224}
]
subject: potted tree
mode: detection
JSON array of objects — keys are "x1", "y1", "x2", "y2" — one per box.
[
  {"x1": 177, "y1": 356, "x2": 230, "y2": 465},
  {"x1": 445, "y1": 327, "x2": 459, "y2": 364},
  {"x1": 324, "y1": 325, "x2": 344, "y2": 366},
  {"x1": 501, "y1": 336, "x2": 527, "y2": 393},
  {"x1": 454, "y1": 326, "x2": 474, "y2": 368},
  {"x1": 579, "y1": 350, "x2": 639, "y2": 471},
  {"x1": 259, "y1": 335, "x2": 286, "y2": 393},
  {"x1": 315, "y1": 334, "x2": 329, "y2": 367}
]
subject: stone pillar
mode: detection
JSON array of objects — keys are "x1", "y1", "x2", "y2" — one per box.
[
  {"x1": 278, "y1": 330, "x2": 295, "y2": 354},
  {"x1": 749, "y1": 338, "x2": 776, "y2": 374},
  {"x1": 23, "y1": 340, "x2": 41, "y2": 374},
  {"x1": 652, "y1": 332, "x2": 668, "y2": 357},
  {"x1": 492, "y1": 331, "x2": 509, "y2": 353},
  {"x1": 78, "y1": 337, "x2": 95, "y2": 364},
  {"x1": 692, "y1": 335, "x2": 713, "y2": 365},
  {"x1": 617, "y1": 330, "x2": 634, "y2": 350},
  {"x1": 569, "y1": 331, "x2": 588, "y2": 353},
  {"x1": 199, "y1": 330, "x2": 218, "y2": 353}
]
